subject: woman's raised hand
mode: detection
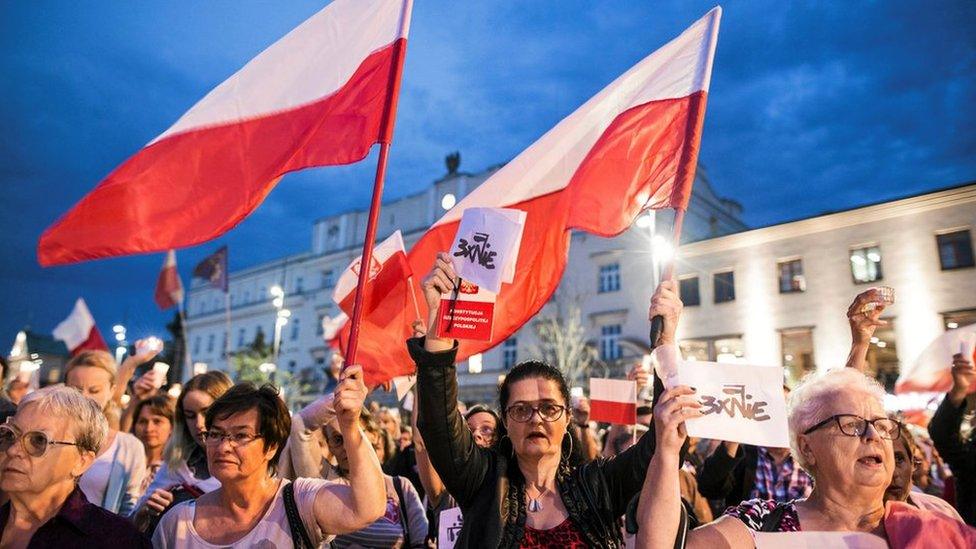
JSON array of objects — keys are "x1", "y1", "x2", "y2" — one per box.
[
  {"x1": 334, "y1": 365, "x2": 368, "y2": 433},
  {"x1": 847, "y1": 288, "x2": 889, "y2": 344},
  {"x1": 653, "y1": 385, "x2": 701, "y2": 456},
  {"x1": 420, "y1": 252, "x2": 458, "y2": 349},
  {"x1": 648, "y1": 280, "x2": 683, "y2": 345}
]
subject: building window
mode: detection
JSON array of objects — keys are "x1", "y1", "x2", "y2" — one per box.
[
  {"x1": 777, "y1": 258, "x2": 805, "y2": 293},
  {"x1": 316, "y1": 314, "x2": 325, "y2": 336},
  {"x1": 600, "y1": 325, "x2": 622, "y2": 361},
  {"x1": 288, "y1": 360, "x2": 297, "y2": 372},
  {"x1": 679, "y1": 335, "x2": 744, "y2": 362},
  {"x1": 290, "y1": 318, "x2": 301, "y2": 341},
  {"x1": 295, "y1": 277, "x2": 304, "y2": 293},
  {"x1": 193, "y1": 337, "x2": 201, "y2": 356},
  {"x1": 206, "y1": 334, "x2": 215, "y2": 353},
  {"x1": 598, "y1": 264, "x2": 621, "y2": 293},
  {"x1": 850, "y1": 246, "x2": 883, "y2": 283},
  {"x1": 220, "y1": 333, "x2": 227, "y2": 356},
  {"x1": 678, "y1": 276, "x2": 700, "y2": 306},
  {"x1": 943, "y1": 309, "x2": 976, "y2": 330},
  {"x1": 503, "y1": 338, "x2": 518, "y2": 369},
  {"x1": 864, "y1": 318, "x2": 898, "y2": 392},
  {"x1": 244, "y1": 290, "x2": 250, "y2": 304},
  {"x1": 781, "y1": 328, "x2": 815, "y2": 385},
  {"x1": 713, "y1": 271, "x2": 735, "y2": 303},
  {"x1": 237, "y1": 328, "x2": 246, "y2": 348},
  {"x1": 937, "y1": 230, "x2": 975, "y2": 270},
  {"x1": 322, "y1": 270, "x2": 335, "y2": 289}
]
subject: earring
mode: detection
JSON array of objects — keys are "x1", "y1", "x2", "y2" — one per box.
[{"x1": 562, "y1": 431, "x2": 573, "y2": 460}]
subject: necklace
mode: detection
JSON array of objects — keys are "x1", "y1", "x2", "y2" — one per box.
[{"x1": 526, "y1": 484, "x2": 548, "y2": 513}]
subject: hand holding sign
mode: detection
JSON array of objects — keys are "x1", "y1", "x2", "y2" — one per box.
[
  {"x1": 677, "y1": 361, "x2": 790, "y2": 448},
  {"x1": 653, "y1": 385, "x2": 703, "y2": 457}
]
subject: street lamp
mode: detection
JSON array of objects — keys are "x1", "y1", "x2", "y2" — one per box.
[
  {"x1": 112, "y1": 324, "x2": 127, "y2": 363},
  {"x1": 273, "y1": 308, "x2": 290, "y2": 363}
]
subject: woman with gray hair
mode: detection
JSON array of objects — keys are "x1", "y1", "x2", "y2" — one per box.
[
  {"x1": 635, "y1": 368, "x2": 901, "y2": 547},
  {"x1": 0, "y1": 385, "x2": 149, "y2": 547}
]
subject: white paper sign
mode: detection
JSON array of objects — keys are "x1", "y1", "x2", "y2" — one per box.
[
  {"x1": 754, "y1": 531, "x2": 887, "y2": 549},
  {"x1": 393, "y1": 374, "x2": 416, "y2": 401},
  {"x1": 677, "y1": 361, "x2": 789, "y2": 448},
  {"x1": 450, "y1": 207, "x2": 526, "y2": 293},
  {"x1": 438, "y1": 507, "x2": 464, "y2": 549}
]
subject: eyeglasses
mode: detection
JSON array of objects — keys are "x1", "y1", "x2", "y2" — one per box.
[
  {"x1": 803, "y1": 414, "x2": 901, "y2": 440},
  {"x1": 505, "y1": 403, "x2": 566, "y2": 423},
  {"x1": 201, "y1": 431, "x2": 262, "y2": 448},
  {"x1": 0, "y1": 424, "x2": 81, "y2": 457},
  {"x1": 471, "y1": 426, "x2": 496, "y2": 437}
]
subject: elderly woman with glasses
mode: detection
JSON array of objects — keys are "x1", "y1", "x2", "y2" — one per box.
[
  {"x1": 0, "y1": 385, "x2": 149, "y2": 547},
  {"x1": 153, "y1": 365, "x2": 386, "y2": 548},
  {"x1": 411, "y1": 254, "x2": 681, "y2": 548},
  {"x1": 636, "y1": 368, "x2": 908, "y2": 547}
]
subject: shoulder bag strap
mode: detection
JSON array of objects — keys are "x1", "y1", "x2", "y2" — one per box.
[
  {"x1": 283, "y1": 481, "x2": 315, "y2": 549},
  {"x1": 392, "y1": 476, "x2": 412, "y2": 548}
]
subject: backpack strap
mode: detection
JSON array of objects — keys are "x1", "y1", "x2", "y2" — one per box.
[
  {"x1": 392, "y1": 476, "x2": 412, "y2": 548},
  {"x1": 283, "y1": 481, "x2": 315, "y2": 549},
  {"x1": 759, "y1": 503, "x2": 790, "y2": 532}
]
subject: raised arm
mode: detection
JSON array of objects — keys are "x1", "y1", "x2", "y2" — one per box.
[
  {"x1": 636, "y1": 386, "x2": 753, "y2": 549},
  {"x1": 602, "y1": 280, "x2": 681, "y2": 514},
  {"x1": 928, "y1": 353, "x2": 976, "y2": 470},
  {"x1": 313, "y1": 365, "x2": 386, "y2": 534},
  {"x1": 412, "y1": 252, "x2": 493, "y2": 507},
  {"x1": 845, "y1": 289, "x2": 889, "y2": 371}
]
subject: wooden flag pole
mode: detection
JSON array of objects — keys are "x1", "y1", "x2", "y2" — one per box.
[{"x1": 345, "y1": 30, "x2": 410, "y2": 368}]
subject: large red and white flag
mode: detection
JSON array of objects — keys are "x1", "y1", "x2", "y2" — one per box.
[
  {"x1": 896, "y1": 324, "x2": 976, "y2": 394},
  {"x1": 589, "y1": 378, "x2": 638, "y2": 425},
  {"x1": 346, "y1": 8, "x2": 722, "y2": 373},
  {"x1": 38, "y1": 0, "x2": 413, "y2": 266},
  {"x1": 154, "y1": 250, "x2": 185, "y2": 310},
  {"x1": 52, "y1": 298, "x2": 109, "y2": 356}
]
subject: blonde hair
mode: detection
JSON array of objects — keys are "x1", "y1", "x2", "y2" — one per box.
[
  {"x1": 787, "y1": 368, "x2": 887, "y2": 473},
  {"x1": 163, "y1": 371, "x2": 233, "y2": 471},
  {"x1": 65, "y1": 350, "x2": 118, "y2": 385}
]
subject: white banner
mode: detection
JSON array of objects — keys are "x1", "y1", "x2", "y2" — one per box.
[
  {"x1": 449, "y1": 207, "x2": 526, "y2": 293},
  {"x1": 754, "y1": 531, "x2": 887, "y2": 549},
  {"x1": 437, "y1": 507, "x2": 464, "y2": 549},
  {"x1": 677, "y1": 361, "x2": 789, "y2": 448}
]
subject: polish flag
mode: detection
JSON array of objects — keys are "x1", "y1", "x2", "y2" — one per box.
[
  {"x1": 154, "y1": 250, "x2": 185, "y2": 310},
  {"x1": 38, "y1": 0, "x2": 413, "y2": 266},
  {"x1": 589, "y1": 378, "x2": 638, "y2": 425},
  {"x1": 896, "y1": 325, "x2": 976, "y2": 394},
  {"x1": 52, "y1": 298, "x2": 109, "y2": 356},
  {"x1": 333, "y1": 231, "x2": 414, "y2": 385},
  {"x1": 346, "y1": 8, "x2": 721, "y2": 372}
]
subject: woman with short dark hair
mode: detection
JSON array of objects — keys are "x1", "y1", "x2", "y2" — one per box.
[{"x1": 153, "y1": 366, "x2": 387, "y2": 547}]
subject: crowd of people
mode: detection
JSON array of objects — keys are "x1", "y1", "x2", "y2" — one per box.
[{"x1": 0, "y1": 253, "x2": 974, "y2": 547}]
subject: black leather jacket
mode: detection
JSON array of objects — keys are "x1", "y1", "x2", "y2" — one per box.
[{"x1": 411, "y1": 337, "x2": 659, "y2": 548}]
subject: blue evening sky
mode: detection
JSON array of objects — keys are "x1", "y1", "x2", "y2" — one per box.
[{"x1": 1, "y1": 1, "x2": 974, "y2": 346}]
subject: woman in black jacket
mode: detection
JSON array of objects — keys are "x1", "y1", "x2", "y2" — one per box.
[{"x1": 412, "y1": 252, "x2": 682, "y2": 548}]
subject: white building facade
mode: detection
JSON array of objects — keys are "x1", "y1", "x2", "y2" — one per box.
[
  {"x1": 184, "y1": 163, "x2": 746, "y2": 403},
  {"x1": 673, "y1": 183, "x2": 976, "y2": 391}
]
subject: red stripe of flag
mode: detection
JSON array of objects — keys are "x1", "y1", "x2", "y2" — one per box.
[{"x1": 590, "y1": 400, "x2": 638, "y2": 426}]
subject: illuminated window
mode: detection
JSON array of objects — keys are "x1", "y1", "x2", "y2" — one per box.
[
  {"x1": 679, "y1": 335, "x2": 744, "y2": 362},
  {"x1": 937, "y1": 230, "x2": 974, "y2": 270},
  {"x1": 777, "y1": 259, "x2": 805, "y2": 293},
  {"x1": 713, "y1": 271, "x2": 735, "y2": 303},
  {"x1": 781, "y1": 328, "x2": 815, "y2": 386},
  {"x1": 679, "y1": 275, "x2": 700, "y2": 306},
  {"x1": 850, "y1": 246, "x2": 883, "y2": 283}
]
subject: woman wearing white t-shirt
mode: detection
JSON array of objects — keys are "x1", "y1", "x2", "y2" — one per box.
[
  {"x1": 66, "y1": 349, "x2": 147, "y2": 515},
  {"x1": 153, "y1": 366, "x2": 386, "y2": 548}
]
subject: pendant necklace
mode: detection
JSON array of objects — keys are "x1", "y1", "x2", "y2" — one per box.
[{"x1": 527, "y1": 484, "x2": 548, "y2": 513}]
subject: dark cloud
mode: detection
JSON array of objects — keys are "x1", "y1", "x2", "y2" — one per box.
[{"x1": 1, "y1": 0, "x2": 974, "y2": 345}]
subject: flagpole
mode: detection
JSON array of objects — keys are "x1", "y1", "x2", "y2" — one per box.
[
  {"x1": 224, "y1": 291, "x2": 231, "y2": 362},
  {"x1": 345, "y1": 18, "x2": 411, "y2": 368},
  {"x1": 648, "y1": 207, "x2": 685, "y2": 350},
  {"x1": 407, "y1": 276, "x2": 422, "y2": 321}
]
